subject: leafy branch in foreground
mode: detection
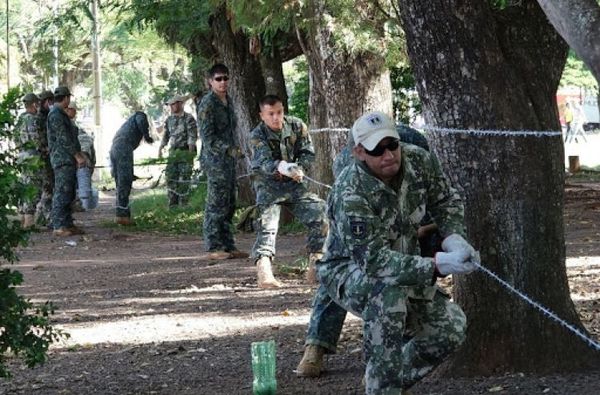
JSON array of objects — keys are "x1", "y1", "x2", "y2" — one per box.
[{"x1": 0, "y1": 88, "x2": 68, "y2": 379}]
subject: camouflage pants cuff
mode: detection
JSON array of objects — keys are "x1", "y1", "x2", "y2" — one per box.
[{"x1": 304, "y1": 339, "x2": 337, "y2": 354}]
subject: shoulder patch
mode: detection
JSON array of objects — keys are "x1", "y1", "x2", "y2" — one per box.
[{"x1": 350, "y1": 219, "x2": 367, "y2": 239}]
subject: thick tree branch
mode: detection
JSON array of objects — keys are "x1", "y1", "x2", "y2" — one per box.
[{"x1": 537, "y1": 0, "x2": 600, "y2": 83}]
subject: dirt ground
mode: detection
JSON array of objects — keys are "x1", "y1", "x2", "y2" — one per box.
[{"x1": 1, "y1": 179, "x2": 600, "y2": 395}]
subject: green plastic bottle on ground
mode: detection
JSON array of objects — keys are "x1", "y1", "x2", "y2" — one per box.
[{"x1": 251, "y1": 340, "x2": 277, "y2": 395}]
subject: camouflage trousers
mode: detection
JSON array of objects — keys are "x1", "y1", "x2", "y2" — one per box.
[
  {"x1": 318, "y1": 264, "x2": 467, "y2": 394},
  {"x1": 203, "y1": 160, "x2": 236, "y2": 252},
  {"x1": 19, "y1": 170, "x2": 43, "y2": 215},
  {"x1": 110, "y1": 148, "x2": 133, "y2": 218},
  {"x1": 252, "y1": 191, "x2": 327, "y2": 259},
  {"x1": 165, "y1": 149, "x2": 194, "y2": 207},
  {"x1": 37, "y1": 158, "x2": 54, "y2": 225},
  {"x1": 51, "y1": 165, "x2": 77, "y2": 229}
]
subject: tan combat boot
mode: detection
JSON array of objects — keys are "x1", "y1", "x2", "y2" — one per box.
[
  {"x1": 53, "y1": 227, "x2": 74, "y2": 237},
  {"x1": 296, "y1": 345, "x2": 325, "y2": 377},
  {"x1": 256, "y1": 256, "x2": 283, "y2": 288},
  {"x1": 305, "y1": 253, "x2": 323, "y2": 284},
  {"x1": 22, "y1": 214, "x2": 35, "y2": 229},
  {"x1": 228, "y1": 249, "x2": 249, "y2": 259},
  {"x1": 207, "y1": 251, "x2": 233, "y2": 260},
  {"x1": 115, "y1": 216, "x2": 134, "y2": 226}
]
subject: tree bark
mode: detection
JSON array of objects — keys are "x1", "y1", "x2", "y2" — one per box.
[
  {"x1": 211, "y1": 6, "x2": 265, "y2": 204},
  {"x1": 398, "y1": 0, "x2": 599, "y2": 375},
  {"x1": 259, "y1": 48, "x2": 288, "y2": 110},
  {"x1": 536, "y1": 0, "x2": 600, "y2": 84},
  {"x1": 301, "y1": 1, "x2": 393, "y2": 196}
]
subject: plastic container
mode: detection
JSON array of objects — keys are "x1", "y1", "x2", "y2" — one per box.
[{"x1": 251, "y1": 340, "x2": 277, "y2": 395}]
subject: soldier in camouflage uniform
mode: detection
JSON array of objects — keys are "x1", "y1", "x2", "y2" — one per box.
[
  {"x1": 15, "y1": 93, "x2": 42, "y2": 228},
  {"x1": 36, "y1": 90, "x2": 55, "y2": 226},
  {"x1": 159, "y1": 94, "x2": 198, "y2": 208},
  {"x1": 197, "y1": 64, "x2": 248, "y2": 260},
  {"x1": 298, "y1": 124, "x2": 442, "y2": 379},
  {"x1": 298, "y1": 112, "x2": 479, "y2": 394},
  {"x1": 249, "y1": 94, "x2": 327, "y2": 288},
  {"x1": 66, "y1": 102, "x2": 97, "y2": 211},
  {"x1": 110, "y1": 112, "x2": 154, "y2": 225},
  {"x1": 47, "y1": 87, "x2": 87, "y2": 236}
]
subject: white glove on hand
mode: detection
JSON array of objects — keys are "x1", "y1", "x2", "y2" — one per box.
[
  {"x1": 442, "y1": 233, "x2": 479, "y2": 263},
  {"x1": 435, "y1": 251, "x2": 477, "y2": 276},
  {"x1": 277, "y1": 161, "x2": 303, "y2": 178}
]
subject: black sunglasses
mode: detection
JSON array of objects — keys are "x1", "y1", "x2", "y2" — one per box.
[
  {"x1": 214, "y1": 76, "x2": 229, "y2": 82},
  {"x1": 365, "y1": 139, "x2": 400, "y2": 157}
]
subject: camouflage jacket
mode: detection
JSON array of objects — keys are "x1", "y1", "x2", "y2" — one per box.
[
  {"x1": 47, "y1": 106, "x2": 81, "y2": 168},
  {"x1": 196, "y1": 91, "x2": 237, "y2": 164},
  {"x1": 15, "y1": 112, "x2": 41, "y2": 159},
  {"x1": 320, "y1": 143, "x2": 465, "y2": 300},
  {"x1": 160, "y1": 111, "x2": 198, "y2": 151},
  {"x1": 249, "y1": 116, "x2": 314, "y2": 204},
  {"x1": 37, "y1": 109, "x2": 50, "y2": 157},
  {"x1": 77, "y1": 125, "x2": 96, "y2": 167},
  {"x1": 111, "y1": 112, "x2": 151, "y2": 153}
]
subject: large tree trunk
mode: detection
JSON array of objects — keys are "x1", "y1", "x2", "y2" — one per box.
[
  {"x1": 259, "y1": 48, "x2": 289, "y2": 111},
  {"x1": 399, "y1": 0, "x2": 599, "y2": 375},
  {"x1": 301, "y1": 1, "x2": 393, "y2": 196},
  {"x1": 211, "y1": 6, "x2": 265, "y2": 204},
  {"x1": 537, "y1": 0, "x2": 600, "y2": 84}
]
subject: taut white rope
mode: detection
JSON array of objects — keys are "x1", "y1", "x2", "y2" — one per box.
[{"x1": 475, "y1": 262, "x2": 600, "y2": 351}]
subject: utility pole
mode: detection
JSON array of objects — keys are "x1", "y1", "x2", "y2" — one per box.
[
  {"x1": 6, "y1": 0, "x2": 9, "y2": 89},
  {"x1": 91, "y1": 0, "x2": 103, "y2": 171},
  {"x1": 91, "y1": 0, "x2": 102, "y2": 129},
  {"x1": 52, "y1": 0, "x2": 59, "y2": 86}
]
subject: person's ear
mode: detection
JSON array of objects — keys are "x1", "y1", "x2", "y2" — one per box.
[{"x1": 353, "y1": 145, "x2": 366, "y2": 161}]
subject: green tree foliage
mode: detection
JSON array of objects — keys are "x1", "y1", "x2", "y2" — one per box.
[
  {"x1": 560, "y1": 51, "x2": 599, "y2": 92},
  {"x1": 284, "y1": 57, "x2": 309, "y2": 122},
  {"x1": 0, "y1": 88, "x2": 66, "y2": 378}
]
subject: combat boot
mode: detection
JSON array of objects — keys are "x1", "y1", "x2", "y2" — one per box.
[
  {"x1": 256, "y1": 256, "x2": 283, "y2": 288},
  {"x1": 53, "y1": 227, "x2": 74, "y2": 237},
  {"x1": 305, "y1": 252, "x2": 323, "y2": 284},
  {"x1": 228, "y1": 249, "x2": 249, "y2": 259},
  {"x1": 206, "y1": 251, "x2": 233, "y2": 260},
  {"x1": 115, "y1": 216, "x2": 134, "y2": 226},
  {"x1": 296, "y1": 345, "x2": 325, "y2": 377},
  {"x1": 22, "y1": 214, "x2": 35, "y2": 229},
  {"x1": 68, "y1": 225, "x2": 85, "y2": 235}
]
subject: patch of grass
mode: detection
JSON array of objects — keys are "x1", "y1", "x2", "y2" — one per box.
[
  {"x1": 568, "y1": 168, "x2": 600, "y2": 182},
  {"x1": 104, "y1": 183, "x2": 207, "y2": 235},
  {"x1": 278, "y1": 256, "x2": 309, "y2": 277},
  {"x1": 280, "y1": 218, "x2": 307, "y2": 234}
]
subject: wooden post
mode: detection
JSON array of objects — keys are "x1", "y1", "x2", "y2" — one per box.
[{"x1": 568, "y1": 155, "x2": 580, "y2": 173}]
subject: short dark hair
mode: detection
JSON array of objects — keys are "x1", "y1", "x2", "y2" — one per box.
[
  {"x1": 259, "y1": 94, "x2": 282, "y2": 109},
  {"x1": 208, "y1": 64, "x2": 229, "y2": 78}
]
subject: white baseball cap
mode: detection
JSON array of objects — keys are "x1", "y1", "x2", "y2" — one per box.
[{"x1": 351, "y1": 111, "x2": 399, "y2": 151}]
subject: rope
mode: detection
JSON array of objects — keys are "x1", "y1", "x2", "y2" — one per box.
[
  {"x1": 307, "y1": 125, "x2": 563, "y2": 137},
  {"x1": 475, "y1": 262, "x2": 600, "y2": 351},
  {"x1": 304, "y1": 175, "x2": 332, "y2": 190}
]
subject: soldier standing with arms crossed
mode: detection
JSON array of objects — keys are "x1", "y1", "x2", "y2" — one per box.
[
  {"x1": 159, "y1": 94, "x2": 198, "y2": 208},
  {"x1": 196, "y1": 64, "x2": 248, "y2": 260}
]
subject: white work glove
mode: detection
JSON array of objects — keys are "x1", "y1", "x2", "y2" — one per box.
[
  {"x1": 435, "y1": 250, "x2": 477, "y2": 276},
  {"x1": 277, "y1": 161, "x2": 304, "y2": 181},
  {"x1": 442, "y1": 233, "x2": 480, "y2": 264}
]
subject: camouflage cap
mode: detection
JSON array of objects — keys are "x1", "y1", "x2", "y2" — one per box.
[
  {"x1": 166, "y1": 94, "x2": 189, "y2": 105},
  {"x1": 38, "y1": 90, "x2": 54, "y2": 101},
  {"x1": 22, "y1": 93, "x2": 40, "y2": 103},
  {"x1": 53, "y1": 86, "x2": 72, "y2": 96},
  {"x1": 352, "y1": 111, "x2": 399, "y2": 150}
]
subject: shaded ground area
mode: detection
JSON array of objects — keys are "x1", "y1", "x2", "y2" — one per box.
[{"x1": 1, "y1": 180, "x2": 600, "y2": 394}]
